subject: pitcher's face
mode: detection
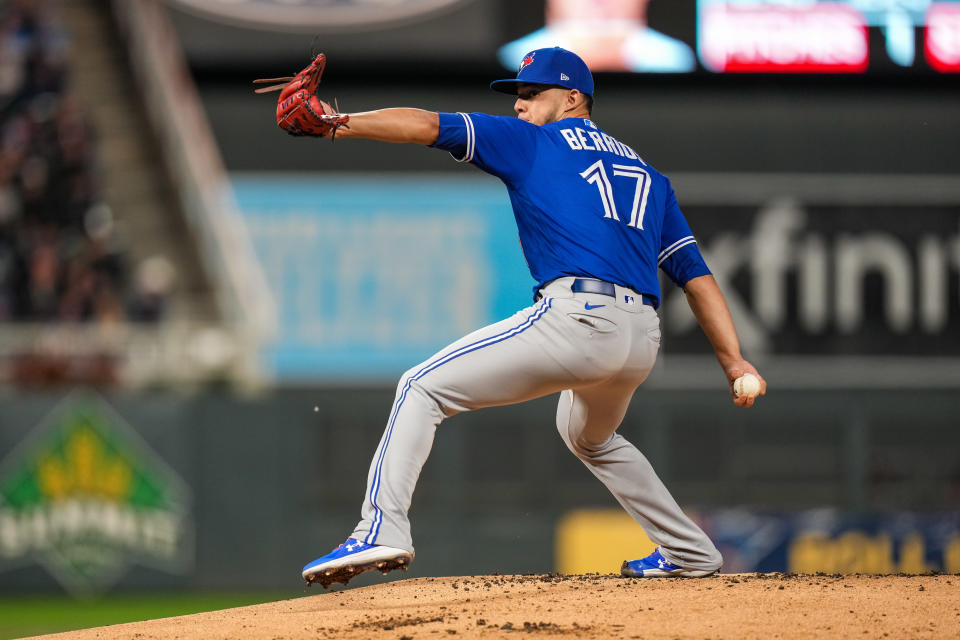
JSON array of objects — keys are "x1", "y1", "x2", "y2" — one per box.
[{"x1": 514, "y1": 85, "x2": 575, "y2": 125}]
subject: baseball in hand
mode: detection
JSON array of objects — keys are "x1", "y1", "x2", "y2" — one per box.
[{"x1": 733, "y1": 373, "x2": 761, "y2": 398}]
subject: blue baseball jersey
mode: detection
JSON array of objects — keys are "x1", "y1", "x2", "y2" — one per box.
[{"x1": 430, "y1": 112, "x2": 710, "y2": 305}]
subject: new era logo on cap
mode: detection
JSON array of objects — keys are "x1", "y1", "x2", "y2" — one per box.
[{"x1": 560, "y1": 73, "x2": 570, "y2": 81}]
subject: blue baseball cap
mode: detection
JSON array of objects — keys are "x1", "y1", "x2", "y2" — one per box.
[{"x1": 490, "y1": 47, "x2": 594, "y2": 97}]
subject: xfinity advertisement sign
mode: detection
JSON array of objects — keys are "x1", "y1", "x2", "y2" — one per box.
[{"x1": 662, "y1": 199, "x2": 960, "y2": 357}]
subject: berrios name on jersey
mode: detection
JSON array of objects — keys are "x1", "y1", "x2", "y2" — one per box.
[{"x1": 558, "y1": 120, "x2": 642, "y2": 161}]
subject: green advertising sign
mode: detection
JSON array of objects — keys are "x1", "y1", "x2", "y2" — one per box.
[{"x1": 0, "y1": 392, "x2": 193, "y2": 595}]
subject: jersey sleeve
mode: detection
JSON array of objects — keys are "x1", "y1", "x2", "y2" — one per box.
[
  {"x1": 430, "y1": 112, "x2": 539, "y2": 183},
  {"x1": 658, "y1": 182, "x2": 711, "y2": 288}
]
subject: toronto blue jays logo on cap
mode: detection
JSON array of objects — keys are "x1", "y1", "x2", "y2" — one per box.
[
  {"x1": 519, "y1": 52, "x2": 535, "y2": 72},
  {"x1": 490, "y1": 47, "x2": 595, "y2": 97}
]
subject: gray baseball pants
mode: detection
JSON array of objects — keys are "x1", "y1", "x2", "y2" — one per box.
[{"x1": 350, "y1": 277, "x2": 722, "y2": 571}]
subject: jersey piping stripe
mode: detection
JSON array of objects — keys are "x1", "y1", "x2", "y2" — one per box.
[
  {"x1": 657, "y1": 235, "x2": 695, "y2": 262},
  {"x1": 657, "y1": 238, "x2": 698, "y2": 266},
  {"x1": 461, "y1": 112, "x2": 476, "y2": 163},
  {"x1": 449, "y1": 113, "x2": 475, "y2": 163},
  {"x1": 365, "y1": 297, "x2": 554, "y2": 545}
]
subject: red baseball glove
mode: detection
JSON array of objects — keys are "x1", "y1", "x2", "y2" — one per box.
[{"x1": 255, "y1": 54, "x2": 350, "y2": 138}]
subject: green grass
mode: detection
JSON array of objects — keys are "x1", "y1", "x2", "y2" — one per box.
[{"x1": 0, "y1": 591, "x2": 305, "y2": 639}]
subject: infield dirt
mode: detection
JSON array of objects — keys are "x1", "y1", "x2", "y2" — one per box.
[{"x1": 24, "y1": 573, "x2": 960, "y2": 639}]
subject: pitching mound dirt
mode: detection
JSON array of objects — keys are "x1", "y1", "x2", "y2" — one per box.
[{"x1": 25, "y1": 573, "x2": 960, "y2": 639}]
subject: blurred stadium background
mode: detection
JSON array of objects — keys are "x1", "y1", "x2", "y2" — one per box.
[{"x1": 0, "y1": 0, "x2": 958, "y2": 636}]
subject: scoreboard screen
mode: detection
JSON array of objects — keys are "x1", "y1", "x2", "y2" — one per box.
[
  {"x1": 698, "y1": 0, "x2": 960, "y2": 73},
  {"x1": 497, "y1": 0, "x2": 960, "y2": 74}
]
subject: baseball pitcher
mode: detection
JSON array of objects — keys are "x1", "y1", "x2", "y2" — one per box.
[{"x1": 265, "y1": 47, "x2": 767, "y2": 587}]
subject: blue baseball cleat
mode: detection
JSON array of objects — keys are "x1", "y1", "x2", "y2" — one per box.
[
  {"x1": 301, "y1": 537, "x2": 413, "y2": 588},
  {"x1": 621, "y1": 546, "x2": 720, "y2": 578}
]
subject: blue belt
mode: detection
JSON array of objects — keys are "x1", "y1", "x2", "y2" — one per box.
[{"x1": 571, "y1": 278, "x2": 655, "y2": 307}]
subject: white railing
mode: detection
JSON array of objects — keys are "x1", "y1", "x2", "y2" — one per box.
[
  {"x1": 0, "y1": 322, "x2": 244, "y2": 390},
  {"x1": 111, "y1": 0, "x2": 276, "y2": 389}
]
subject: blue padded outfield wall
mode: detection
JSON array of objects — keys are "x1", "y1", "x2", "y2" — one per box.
[
  {"x1": 232, "y1": 174, "x2": 532, "y2": 381},
  {"x1": 232, "y1": 174, "x2": 960, "y2": 380}
]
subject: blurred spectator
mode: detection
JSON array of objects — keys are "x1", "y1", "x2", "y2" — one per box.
[
  {"x1": 129, "y1": 254, "x2": 175, "y2": 322},
  {"x1": 0, "y1": 0, "x2": 68, "y2": 108},
  {"x1": 0, "y1": 0, "x2": 167, "y2": 329}
]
